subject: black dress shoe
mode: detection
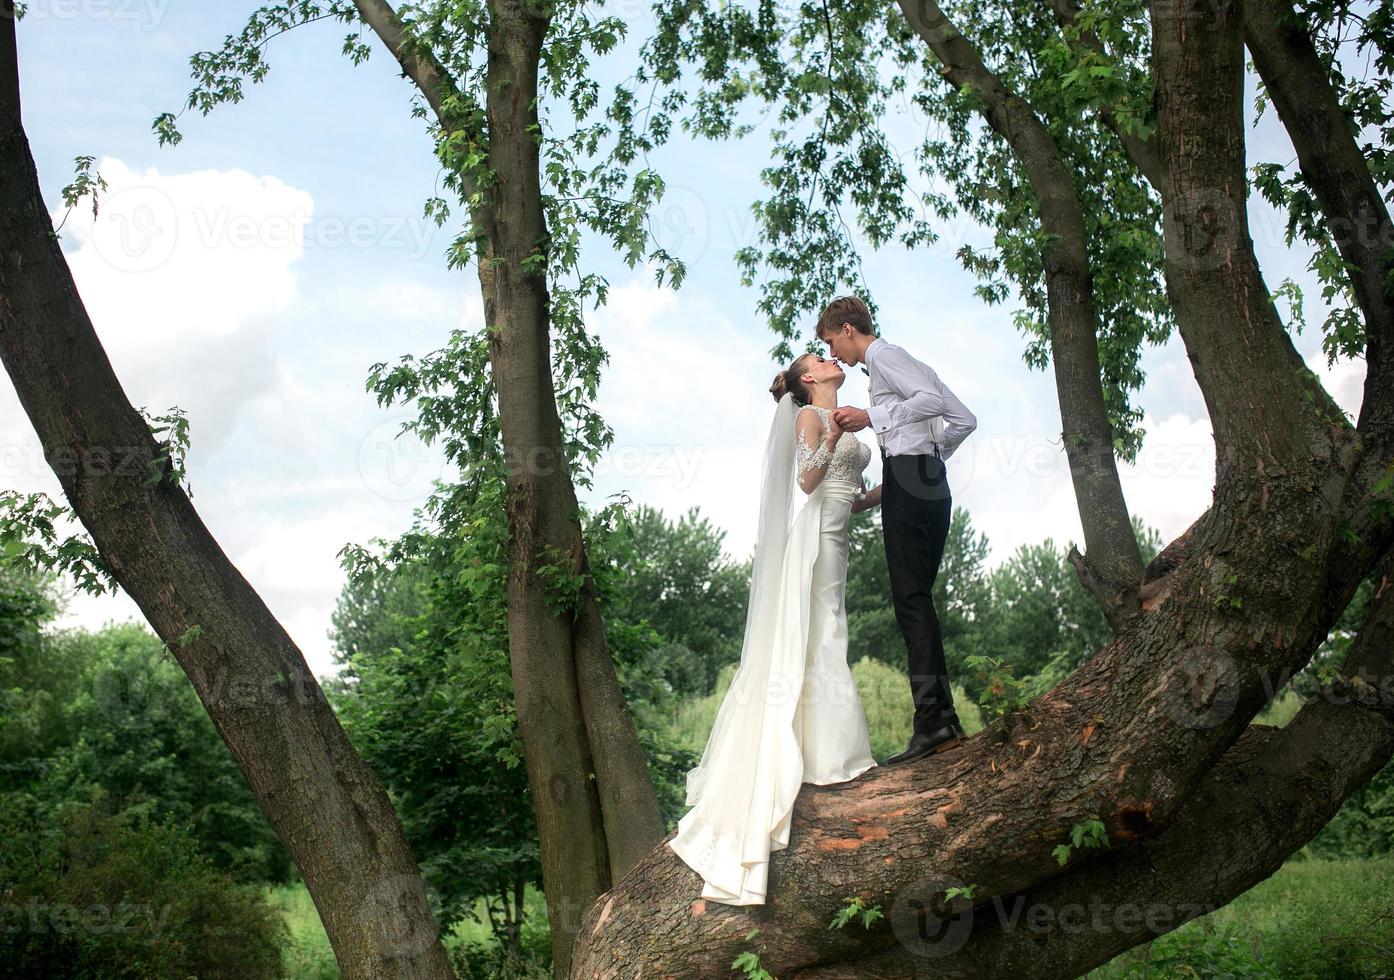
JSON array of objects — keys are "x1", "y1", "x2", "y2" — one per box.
[{"x1": 885, "y1": 721, "x2": 965, "y2": 766}]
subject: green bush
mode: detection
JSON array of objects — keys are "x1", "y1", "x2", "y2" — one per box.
[
  {"x1": 0, "y1": 790, "x2": 286, "y2": 979},
  {"x1": 665, "y1": 656, "x2": 981, "y2": 768}
]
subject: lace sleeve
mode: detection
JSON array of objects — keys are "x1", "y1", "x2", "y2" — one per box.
[{"x1": 794, "y1": 408, "x2": 832, "y2": 493}]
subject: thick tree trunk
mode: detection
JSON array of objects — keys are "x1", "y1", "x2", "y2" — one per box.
[
  {"x1": 1241, "y1": 0, "x2": 1394, "y2": 611},
  {"x1": 350, "y1": 5, "x2": 664, "y2": 972},
  {"x1": 566, "y1": 2, "x2": 1379, "y2": 973},
  {"x1": 0, "y1": 11, "x2": 453, "y2": 979},
  {"x1": 785, "y1": 554, "x2": 1394, "y2": 977},
  {"x1": 472, "y1": 1, "x2": 666, "y2": 972},
  {"x1": 896, "y1": 0, "x2": 1145, "y2": 628},
  {"x1": 471, "y1": 5, "x2": 610, "y2": 973}
]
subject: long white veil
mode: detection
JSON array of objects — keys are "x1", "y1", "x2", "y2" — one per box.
[
  {"x1": 682, "y1": 391, "x2": 798, "y2": 807},
  {"x1": 669, "y1": 390, "x2": 876, "y2": 904}
]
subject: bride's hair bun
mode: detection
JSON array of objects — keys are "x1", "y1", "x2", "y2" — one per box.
[
  {"x1": 769, "y1": 371, "x2": 789, "y2": 402},
  {"x1": 770, "y1": 356, "x2": 812, "y2": 405}
]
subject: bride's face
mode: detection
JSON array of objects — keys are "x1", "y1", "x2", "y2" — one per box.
[{"x1": 799, "y1": 354, "x2": 845, "y2": 389}]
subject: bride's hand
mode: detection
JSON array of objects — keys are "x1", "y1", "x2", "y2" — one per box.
[
  {"x1": 823, "y1": 412, "x2": 843, "y2": 445},
  {"x1": 851, "y1": 484, "x2": 882, "y2": 514}
]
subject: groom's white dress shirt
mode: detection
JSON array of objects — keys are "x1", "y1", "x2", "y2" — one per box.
[{"x1": 864, "y1": 337, "x2": 977, "y2": 460}]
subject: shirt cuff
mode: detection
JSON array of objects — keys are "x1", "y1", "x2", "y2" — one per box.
[{"x1": 867, "y1": 404, "x2": 891, "y2": 433}]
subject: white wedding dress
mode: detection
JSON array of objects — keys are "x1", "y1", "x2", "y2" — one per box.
[{"x1": 667, "y1": 394, "x2": 878, "y2": 906}]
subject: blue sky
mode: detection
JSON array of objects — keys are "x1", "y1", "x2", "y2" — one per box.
[{"x1": 3, "y1": 2, "x2": 1362, "y2": 676}]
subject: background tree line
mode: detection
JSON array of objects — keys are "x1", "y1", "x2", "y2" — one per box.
[{"x1": 4, "y1": 491, "x2": 1388, "y2": 977}]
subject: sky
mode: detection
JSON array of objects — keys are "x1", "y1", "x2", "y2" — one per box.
[{"x1": 2, "y1": 1, "x2": 1366, "y2": 677}]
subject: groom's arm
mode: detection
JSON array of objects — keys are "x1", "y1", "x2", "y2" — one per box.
[{"x1": 866, "y1": 347, "x2": 977, "y2": 455}]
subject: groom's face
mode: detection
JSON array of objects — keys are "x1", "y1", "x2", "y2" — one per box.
[{"x1": 821, "y1": 324, "x2": 859, "y2": 366}]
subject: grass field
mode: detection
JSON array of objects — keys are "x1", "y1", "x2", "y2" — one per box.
[{"x1": 269, "y1": 855, "x2": 1393, "y2": 977}]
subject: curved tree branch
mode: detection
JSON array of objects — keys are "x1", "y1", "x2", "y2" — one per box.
[
  {"x1": 1040, "y1": 0, "x2": 1166, "y2": 188},
  {"x1": 895, "y1": 0, "x2": 1145, "y2": 628},
  {"x1": 788, "y1": 557, "x2": 1394, "y2": 977},
  {"x1": 1240, "y1": 0, "x2": 1394, "y2": 618}
]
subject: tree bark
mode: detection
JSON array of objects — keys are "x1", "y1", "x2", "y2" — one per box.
[
  {"x1": 0, "y1": 10, "x2": 453, "y2": 978},
  {"x1": 1241, "y1": 0, "x2": 1394, "y2": 619},
  {"x1": 350, "y1": 1, "x2": 664, "y2": 971},
  {"x1": 783, "y1": 554, "x2": 1394, "y2": 977},
  {"x1": 896, "y1": 0, "x2": 1145, "y2": 628}
]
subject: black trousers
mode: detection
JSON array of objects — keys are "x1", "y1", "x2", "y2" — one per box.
[{"x1": 880, "y1": 448, "x2": 956, "y2": 734}]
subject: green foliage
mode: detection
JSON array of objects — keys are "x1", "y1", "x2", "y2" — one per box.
[
  {"x1": 639, "y1": 0, "x2": 1170, "y2": 455},
  {"x1": 732, "y1": 928, "x2": 775, "y2": 980},
  {"x1": 328, "y1": 474, "x2": 705, "y2": 943},
  {"x1": 0, "y1": 491, "x2": 115, "y2": 598},
  {"x1": 0, "y1": 564, "x2": 290, "y2": 883},
  {"x1": 54, "y1": 154, "x2": 108, "y2": 235},
  {"x1": 1052, "y1": 815, "x2": 1109, "y2": 866},
  {"x1": 1094, "y1": 857, "x2": 1394, "y2": 978},
  {"x1": 0, "y1": 790, "x2": 286, "y2": 980},
  {"x1": 964, "y1": 653, "x2": 1029, "y2": 732},
  {"x1": 943, "y1": 883, "x2": 978, "y2": 903},
  {"x1": 828, "y1": 894, "x2": 884, "y2": 930},
  {"x1": 609, "y1": 505, "x2": 750, "y2": 698},
  {"x1": 137, "y1": 405, "x2": 193, "y2": 497},
  {"x1": 328, "y1": 514, "x2": 539, "y2": 939}
]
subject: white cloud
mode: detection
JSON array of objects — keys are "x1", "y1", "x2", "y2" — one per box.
[
  {"x1": 52, "y1": 156, "x2": 313, "y2": 452},
  {"x1": 4, "y1": 157, "x2": 377, "y2": 675}
]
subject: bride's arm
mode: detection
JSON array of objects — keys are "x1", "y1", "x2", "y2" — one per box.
[
  {"x1": 795, "y1": 408, "x2": 839, "y2": 494},
  {"x1": 850, "y1": 484, "x2": 882, "y2": 514}
]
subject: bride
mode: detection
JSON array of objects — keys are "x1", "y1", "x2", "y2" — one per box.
[{"x1": 667, "y1": 352, "x2": 880, "y2": 906}]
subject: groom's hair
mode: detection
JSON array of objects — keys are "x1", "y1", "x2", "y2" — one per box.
[{"x1": 816, "y1": 295, "x2": 874, "y2": 338}]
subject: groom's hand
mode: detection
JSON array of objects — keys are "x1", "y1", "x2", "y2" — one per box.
[{"x1": 833, "y1": 406, "x2": 871, "y2": 432}]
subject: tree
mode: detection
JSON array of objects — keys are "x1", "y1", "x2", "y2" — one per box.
[
  {"x1": 609, "y1": 504, "x2": 750, "y2": 697},
  {"x1": 9, "y1": 0, "x2": 1394, "y2": 975},
  {"x1": 7, "y1": 0, "x2": 677, "y2": 972},
  {"x1": 0, "y1": 5, "x2": 458, "y2": 974},
  {"x1": 565, "y1": 1, "x2": 1394, "y2": 975}
]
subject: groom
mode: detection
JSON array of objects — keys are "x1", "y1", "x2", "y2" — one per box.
[{"x1": 819, "y1": 296, "x2": 978, "y2": 766}]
